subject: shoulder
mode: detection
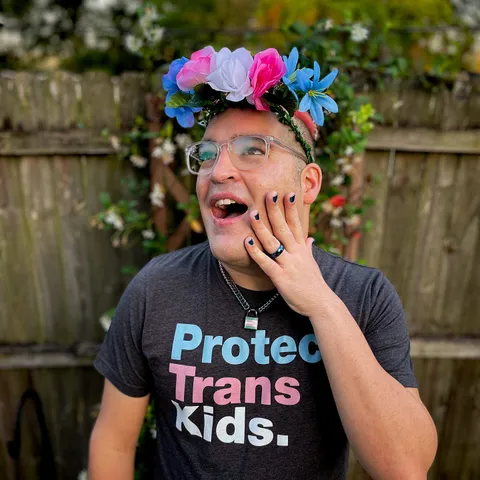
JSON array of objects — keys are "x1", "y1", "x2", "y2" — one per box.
[
  {"x1": 312, "y1": 245, "x2": 384, "y2": 290},
  {"x1": 137, "y1": 240, "x2": 211, "y2": 286},
  {"x1": 312, "y1": 245, "x2": 399, "y2": 325}
]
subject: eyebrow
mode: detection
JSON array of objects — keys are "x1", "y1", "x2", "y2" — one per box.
[{"x1": 202, "y1": 133, "x2": 265, "y2": 142}]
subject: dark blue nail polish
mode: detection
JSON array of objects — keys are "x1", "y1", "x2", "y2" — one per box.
[
  {"x1": 290, "y1": 194, "x2": 295, "y2": 203},
  {"x1": 254, "y1": 212, "x2": 260, "y2": 221},
  {"x1": 273, "y1": 194, "x2": 278, "y2": 203},
  {"x1": 248, "y1": 238, "x2": 254, "y2": 246}
]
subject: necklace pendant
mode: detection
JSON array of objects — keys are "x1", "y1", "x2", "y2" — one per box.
[{"x1": 244, "y1": 309, "x2": 259, "y2": 330}]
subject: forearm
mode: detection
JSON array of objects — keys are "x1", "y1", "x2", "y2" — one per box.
[
  {"x1": 309, "y1": 290, "x2": 437, "y2": 480},
  {"x1": 88, "y1": 432, "x2": 136, "y2": 480}
]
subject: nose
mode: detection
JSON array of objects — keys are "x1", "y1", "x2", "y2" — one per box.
[{"x1": 209, "y1": 144, "x2": 239, "y2": 183}]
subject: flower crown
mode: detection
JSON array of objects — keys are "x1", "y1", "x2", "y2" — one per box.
[{"x1": 162, "y1": 46, "x2": 339, "y2": 164}]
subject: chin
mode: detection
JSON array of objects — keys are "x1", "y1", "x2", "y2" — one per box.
[{"x1": 208, "y1": 234, "x2": 252, "y2": 268}]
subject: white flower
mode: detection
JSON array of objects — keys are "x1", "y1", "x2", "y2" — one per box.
[
  {"x1": 152, "y1": 147, "x2": 163, "y2": 158},
  {"x1": 321, "y1": 201, "x2": 333, "y2": 214},
  {"x1": 110, "y1": 136, "x2": 120, "y2": 151},
  {"x1": 336, "y1": 157, "x2": 346, "y2": 165},
  {"x1": 342, "y1": 164, "x2": 354, "y2": 174},
  {"x1": 206, "y1": 47, "x2": 254, "y2": 102},
  {"x1": 446, "y1": 28, "x2": 460, "y2": 42},
  {"x1": 130, "y1": 154, "x2": 148, "y2": 168},
  {"x1": 180, "y1": 168, "x2": 190, "y2": 176},
  {"x1": 162, "y1": 154, "x2": 174, "y2": 166},
  {"x1": 344, "y1": 214, "x2": 361, "y2": 227},
  {"x1": 162, "y1": 138, "x2": 176, "y2": 155},
  {"x1": 330, "y1": 174, "x2": 345, "y2": 186},
  {"x1": 428, "y1": 33, "x2": 443, "y2": 54},
  {"x1": 175, "y1": 133, "x2": 193, "y2": 149},
  {"x1": 447, "y1": 44, "x2": 458, "y2": 56},
  {"x1": 330, "y1": 218, "x2": 343, "y2": 228},
  {"x1": 332, "y1": 206, "x2": 343, "y2": 217},
  {"x1": 146, "y1": 27, "x2": 165, "y2": 44},
  {"x1": 324, "y1": 19, "x2": 333, "y2": 31},
  {"x1": 142, "y1": 229, "x2": 155, "y2": 240},
  {"x1": 150, "y1": 183, "x2": 165, "y2": 208},
  {"x1": 351, "y1": 24, "x2": 369, "y2": 43},
  {"x1": 99, "y1": 314, "x2": 112, "y2": 332},
  {"x1": 125, "y1": 34, "x2": 143, "y2": 54},
  {"x1": 150, "y1": 427, "x2": 157, "y2": 439},
  {"x1": 104, "y1": 211, "x2": 124, "y2": 231},
  {"x1": 139, "y1": 6, "x2": 160, "y2": 32},
  {"x1": 345, "y1": 146, "x2": 354, "y2": 156},
  {"x1": 78, "y1": 469, "x2": 88, "y2": 480}
]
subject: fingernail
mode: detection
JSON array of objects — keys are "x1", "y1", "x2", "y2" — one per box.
[
  {"x1": 248, "y1": 238, "x2": 254, "y2": 246},
  {"x1": 273, "y1": 193, "x2": 278, "y2": 203},
  {"x1": 290, "y1": 194, "x2": 295, "y2": 203},
  {"x1": 254, "y1": 212, "x2": 260, "y2": 221}
]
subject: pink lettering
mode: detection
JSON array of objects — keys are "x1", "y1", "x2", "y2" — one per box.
[
  {"x1": 274, "y1": 377, "x2": 300, "y2": 405},
  {"x1": 169, "y1": 363, "x2": 196, "y2": 401}
]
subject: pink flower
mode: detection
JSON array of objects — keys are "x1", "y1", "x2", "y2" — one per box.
[
  {"x1": 248, "y1": 48, "x2": 286, "y2": 111},
  {"x1": 176, "y1": 46, "x2": 216, "y2": 92}
]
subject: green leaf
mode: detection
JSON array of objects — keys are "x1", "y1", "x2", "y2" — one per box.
[
  {"x1": 166, "y1": 91, "x2": 190, "y2": 108},
  {"x1": 99, "y1": 192, "x2": 111, "y2": 208}
]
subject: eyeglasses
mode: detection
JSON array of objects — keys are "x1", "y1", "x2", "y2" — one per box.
[{"x1": 184, "y1": 134, "x2": 308, "y2": 175}]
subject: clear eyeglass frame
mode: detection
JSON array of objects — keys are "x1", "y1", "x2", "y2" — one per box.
[{"x1": 184, "y1": 134, "x2": 308, "y2": 176}]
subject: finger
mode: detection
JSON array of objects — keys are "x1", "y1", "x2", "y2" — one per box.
[
  {"x1": 284, "y1": 192, "x2": 305, "y2": 244},
  {"x1": 250, "y1": 209, "x2": 290, "y2": 262},
  {"x1": 245, "y1": 237, "x2": 282, "y2": 277},
  {"x1": 265, "y1": 191, "x2": 296, "y2": 251}
]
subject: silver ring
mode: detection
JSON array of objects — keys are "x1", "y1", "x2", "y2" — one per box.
[{"x1": 267, "y1": 243, "x2": 285, "y2": 260}]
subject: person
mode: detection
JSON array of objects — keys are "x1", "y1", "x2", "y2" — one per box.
[{"x1": 88, "y1": 46, "x2": 437, "y2": 480}]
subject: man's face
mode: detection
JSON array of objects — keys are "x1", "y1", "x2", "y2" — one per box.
[{"x1": 196, "y1": 108, "x2": 306, "y2": 268}]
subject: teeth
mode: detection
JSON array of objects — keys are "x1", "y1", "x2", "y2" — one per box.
[{"x1": 215, "y1": 199, "x2": 237, "y2": 208}]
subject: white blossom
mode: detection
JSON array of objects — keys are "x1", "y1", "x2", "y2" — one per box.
[
  {"x1": 332, "y1": 206, "x2": 343, "y2": 217},
  {"x1": 321, "y1": 201, "x2": 333, "y2": 214},
  {"x1": 351, "y1": 24, "x2": 369, "y2": 43},
  {"x1": 175, "y1": 133, "x2": 193, "y2": 149},
  {"x1": 104, "y1": 211, "x2": 124, "y2": 231},
  {"x1": 330, "y1": 218, "x2": 343, "y2": 228},
  {"x1": 99, "y1": 314, "x2": 112, "y2": 332},
  {"x1": 162, "y1": 154, "x2": 174, "y2": 166},
  {"x1": 150, "y1": 183, "x2": 165, "y2": 208},
  {"x1": 447, "y1": 44, "x2": 458, "y2": 55},
  {"x1": 324, "y1": 19, "x2": 333, "y2": 31},
  {"x1": 125, "y1": 34, "x2": 143, "y2": 54},
  {"x1": 344, "y1": 214, "x2": 361, "y2": 227},
  {"x1": 78, "y1": 469, "x2": 88, "y2": 480},
  {"x1": 152, "y1": 147, "x2": 163, "y2": 158},
  {"x1": 428, "y1": 33, "x2": 443, "y2": 54},
  {"x1": 150, "y1": 427, "x2": 157, "y2": 439},
  {"x1": 130, "y1": 154, "x2": 148, "y2": 168},
  {"x1": 345, "y1": 146, "x2": 354, "y2": 156},
  {"x1": 336, "y1": 157, "x2": 346, "y2": 165},
  {"x1": 342, "y1": 164, "x2": 354, "y2": 174},
  {"x1": 162, "y1": 138, "x2": 176, "y2": 155},
  {"x1": 147, "y1": 27, "x2": 165, "y2": 44},
  {"x1": 142, "y1": 229, "x2": 155, "y2": 240},
  {"x1": 110, "y1": 135, "x2": 120, "y2": 151},
  {"x1": 330, "y1": 174, "x2": 345, "y2": 186}
]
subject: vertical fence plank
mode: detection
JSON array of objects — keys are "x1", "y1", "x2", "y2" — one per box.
[
  {"x1": 0, "y1": 158, "x2": 42, "y2": 342},
  {"x1": 358, "y1": 150, "x2": 390, "y2": 267},
  {"x1": 379, "y1": 152, "x2": 428, "y2": 308}
]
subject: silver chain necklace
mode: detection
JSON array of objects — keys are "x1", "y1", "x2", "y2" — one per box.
[{"x1": 218, "y1": 261, "x2": 279, "y2": 330}]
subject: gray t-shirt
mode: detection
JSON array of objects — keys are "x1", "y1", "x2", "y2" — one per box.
[{"x1": 94, "y1": 241, "x2": 417, "y2": 480}]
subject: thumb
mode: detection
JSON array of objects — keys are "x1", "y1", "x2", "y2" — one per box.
[{"x1": 306, "y1": 237, "x2": 315, "y2": 250}]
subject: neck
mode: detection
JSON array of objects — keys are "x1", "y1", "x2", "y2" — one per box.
[{"x1": 220, "y1": 261, "x2": 275, "y2": 291}]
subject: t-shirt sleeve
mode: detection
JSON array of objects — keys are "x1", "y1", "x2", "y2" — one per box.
[
  {"x1": 364, "y1": 271, "x2": 418, "y2": 388},
  {"x1": 93, "y1": 266, "x2": 152, "y2": 398}
]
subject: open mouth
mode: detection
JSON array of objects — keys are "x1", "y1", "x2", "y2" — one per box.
[{"x1": 212, "y1": 199, "x2": 249, "y2": 220}]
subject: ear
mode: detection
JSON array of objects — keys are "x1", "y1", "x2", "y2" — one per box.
[{"x1": 301, "y1": 163, "x2": 322, "y2": 205}]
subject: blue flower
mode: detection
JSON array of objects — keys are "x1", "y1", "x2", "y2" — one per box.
[
  {"x1": 164, "y1": 91, "x2": 202, "y2": 128},
  {"x1": 282, "y1": 47, "x2": 313, "y2": 101},
  {"x1": 162, "y1": 57, "x2": 189, "y2": 95},
  {"x1": 296, "y1": 61, "x2": 338, "y2": 126},
  {"x1": 163, "y1": 57, "x2": 201, "y2": 128}
]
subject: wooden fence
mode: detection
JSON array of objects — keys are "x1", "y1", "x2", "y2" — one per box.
[{"x1": 0, "y1": 71, "x2": 479, "y2": 480}]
